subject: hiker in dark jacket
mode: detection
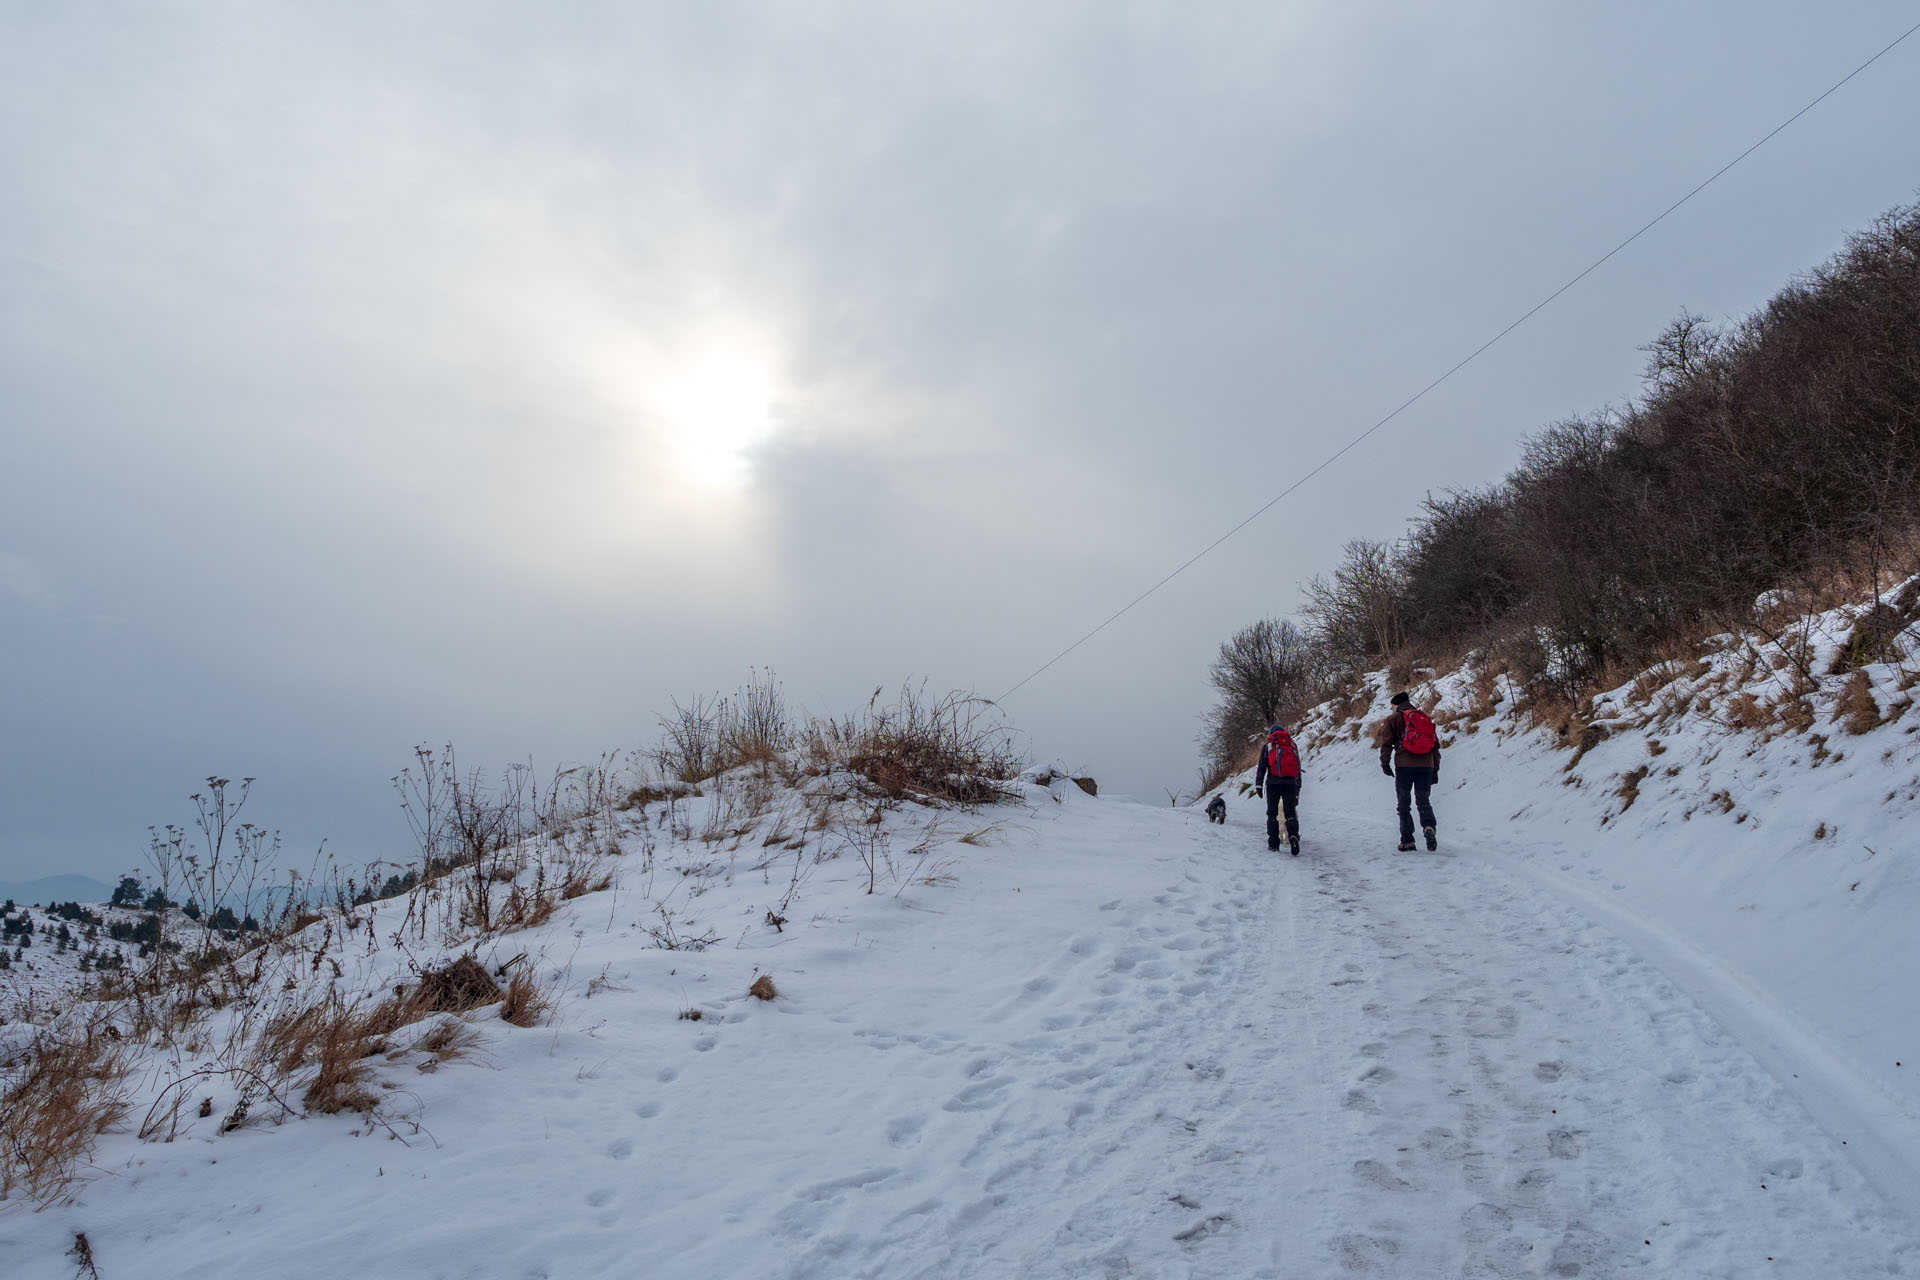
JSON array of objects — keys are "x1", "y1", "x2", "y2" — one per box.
[
  {"x1": 1379, "y1": 691, "x2": 1441, "y2": 851},
  {"x1": 1254, "y1": 724, "x2": 1303, "y2": 856}
]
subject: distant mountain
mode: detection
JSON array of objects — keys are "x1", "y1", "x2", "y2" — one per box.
[{"x1": 0, "y1": 874, "x2": 115, "y2": 905}]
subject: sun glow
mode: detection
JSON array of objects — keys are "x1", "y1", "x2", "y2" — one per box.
[{"x1": 656, "y1": 352, "x2": 777, "y2": 486}]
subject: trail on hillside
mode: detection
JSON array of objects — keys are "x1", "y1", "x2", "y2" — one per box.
[
  {"x1": 737, "y1": 803, "x2": 1915, "y2": 1279},
  {"x1": 9, "y1": 791, "x2": 1917, "y2": 1279}
]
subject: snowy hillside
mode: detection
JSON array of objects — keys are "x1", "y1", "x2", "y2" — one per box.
[
  {"x1": 5, "y1": 614, "x2": 1920, "y2": 1275},
  {"x1": 1241, "y1": 580, "x2": 1920, "y2": 1194}
]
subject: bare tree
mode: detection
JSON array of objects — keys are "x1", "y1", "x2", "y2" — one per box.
[
  {"x1": 1302, "y1": 539, "x2": 1405, "y2": 673},
  {"x1": 1206, "y1": 618, "x2": 1319, "y2": 725},
  {"x1": 1197, "y1": 618, "x2": 1333, "y2": 783}
]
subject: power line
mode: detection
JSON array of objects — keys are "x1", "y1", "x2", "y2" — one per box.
[{"x1": 995, "y1": 17, "x2": 1920, "y2": 706}]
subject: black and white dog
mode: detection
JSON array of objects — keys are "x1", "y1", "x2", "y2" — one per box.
[{"x1": 1205, "y1": 795, "x2": 1227, "y2": 824}]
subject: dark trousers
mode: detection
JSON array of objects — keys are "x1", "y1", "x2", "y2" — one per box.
[
  {"x1": 1395, "y1": 766, "x2": 1436, "y2": 842},
  {"x1": 1264, "y1": 778, "x2": 1300, "y2": 845}
]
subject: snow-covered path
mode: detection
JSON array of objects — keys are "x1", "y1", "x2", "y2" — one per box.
[
  {"x1": 9, "y1": 788, "x2": 1917, "y2": 1278},
  {"x1": 647, "y1": 796, "x2": 1915, "y2": 1278}
]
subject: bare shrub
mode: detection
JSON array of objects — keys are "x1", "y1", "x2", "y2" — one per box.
[
  {"x1": 817, "y1": 683, "x2": 1022, "y2": 806},
  {"x1": 654, "y1": 669, "x2": 795, "y2": 783},
  {"x1": 748, "y1": 974, "x2": 777, "y2": 1001}
]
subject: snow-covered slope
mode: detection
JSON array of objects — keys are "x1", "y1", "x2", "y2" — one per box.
[
  {"x1": 1229, "y1": 583, "x2": 1920, "y2": 1217},
  {"x1": 5, "y1": 727, "x2": 1919, "y2": 1276}
]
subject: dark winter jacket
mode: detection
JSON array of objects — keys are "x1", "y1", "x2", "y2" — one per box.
[{"x1": 1379, "y1": 708, "x2": 1442, "y2": 773}]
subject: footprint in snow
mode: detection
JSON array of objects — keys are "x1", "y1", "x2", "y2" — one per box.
[
  {"x1": 944, "y1": 1077, "x2": 1011, "y2": 1112},
  {"x1": 1460, "y1": 1201, "x2": 1513, "y2": 1244},
  {"x1": 1332, "y1": 1232, "x2": 1401, "y2": 1272},
  {"x1": 606, "y1": 1138, "x2": 634, "y2": 1160},
  {"x1": 796, "y1": 1167, "x2": 897, "y2": 1201},
  {"x1": 884, "y1": 1114, "x2": 926, "y2": 1147},
  {"x1": 1354, "y1": 1159, "x2": 1413, "y2": 1191}
]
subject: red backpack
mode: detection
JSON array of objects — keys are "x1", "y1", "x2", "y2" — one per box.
[
  {"x1": 1265, "y1": 729, "x2": 1300, "y2": 779},
  {"x1": 1400, "y1": 708, "x2": 1437, "y2": 755}
]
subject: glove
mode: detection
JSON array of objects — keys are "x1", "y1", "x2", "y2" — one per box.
[
  {"x1": 1381, "y1": 763, "x2": 1394, "y2": 778},
  {"x1": 1253, "y1": 783, "x2": 1264, "y2": 799}
]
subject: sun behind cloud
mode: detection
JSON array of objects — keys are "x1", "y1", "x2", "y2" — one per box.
[{"x1": 655, "y1": 351, "x2": 778, "y2": 487}]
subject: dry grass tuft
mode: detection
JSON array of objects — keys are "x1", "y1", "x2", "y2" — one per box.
[
  {"x1": 259, "y1": 955, "x2": 505, "y2": 1114},
  {"x1": 816, "y1": 684, "x2": 1022, "y2": 806},
  {"x1": 0, "y1": 1024, "x2": 129, "y2": 1202},
  {"x1": 1835, "y1": 671, "x2": 1885, "y2": 735},
  {"x1": 1616, "y1": 765, "x2": 1651, "y2": 814},
  {"x1": 499, "y1": 878, "x2": 559, "y2": 932},
  {"x1": 500, "y1": 970, "x2": 548, "y2": 1027},
  {"x1": 407, "y1": 1016, "x2": 480, "y2": 1067},
  {"x1": 1832, "y1": 603, "x2": 1912, "y2": 672},
  {"x1": 1778, "y1": 695, "x2": 1818, "y2": 735},
  {"x1": 413, "y1": 955, "x2": 501, "y2": 1014},
  {"x1": 261, "y1": 990, "x2": 397, "y2": 1114},
  {"x1": 1466, "y1": 666, "x2": 1503, "y2": 721},
  {"x1": 748, "y1": 974, "x2": 777, "y2": 1001},
  {"x1": 1563, "y1": 720, "x2": 1610, "y2": 770},
  {"x1": 1722, "y1": 692, "x2": 1770, "y2": 733}
]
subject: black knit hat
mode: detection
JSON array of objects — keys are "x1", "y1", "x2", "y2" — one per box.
[{"x1": 1390, "y1": 691, "x2": 1412, "y2": 707}]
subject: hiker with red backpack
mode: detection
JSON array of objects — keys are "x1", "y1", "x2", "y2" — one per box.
[
  {"x1": 1379, "y1": 691, "x2": 1441, "y2": 851},
  {"x1": 1253, "y1": 724, "x2": 1303, "y2": 855}
]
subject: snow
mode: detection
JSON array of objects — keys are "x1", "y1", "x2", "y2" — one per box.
[
  {"x1": 4, "y1": 593, "x2": 1919, "y2": 1277},
  {"x1": 1267, "y1": 580, "x2": 1920, "y2": 1228}
]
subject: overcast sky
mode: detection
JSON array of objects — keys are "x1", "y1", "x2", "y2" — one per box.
[{"x1": 3, "y1": 1, "x2": 1917, "y2": 885}]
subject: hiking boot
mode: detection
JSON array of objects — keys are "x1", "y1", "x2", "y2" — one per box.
[
  {"x1": 1267, "y1": 838, "x2": 1280, "y2": 852},
  {"x1": 1396, "y1": 840, "x2": 1416, "y2": 852},
  {"x1": 1289, "y1": 836, "x2": 1300, "y2": 856},
  {"x1": 1424, "y1": 826, "x2": 1437, "y2": 851}
]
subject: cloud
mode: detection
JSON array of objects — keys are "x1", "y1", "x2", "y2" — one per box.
[{"x1": 4, "y1": 0, "x2": 1919, "y2": 878}]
